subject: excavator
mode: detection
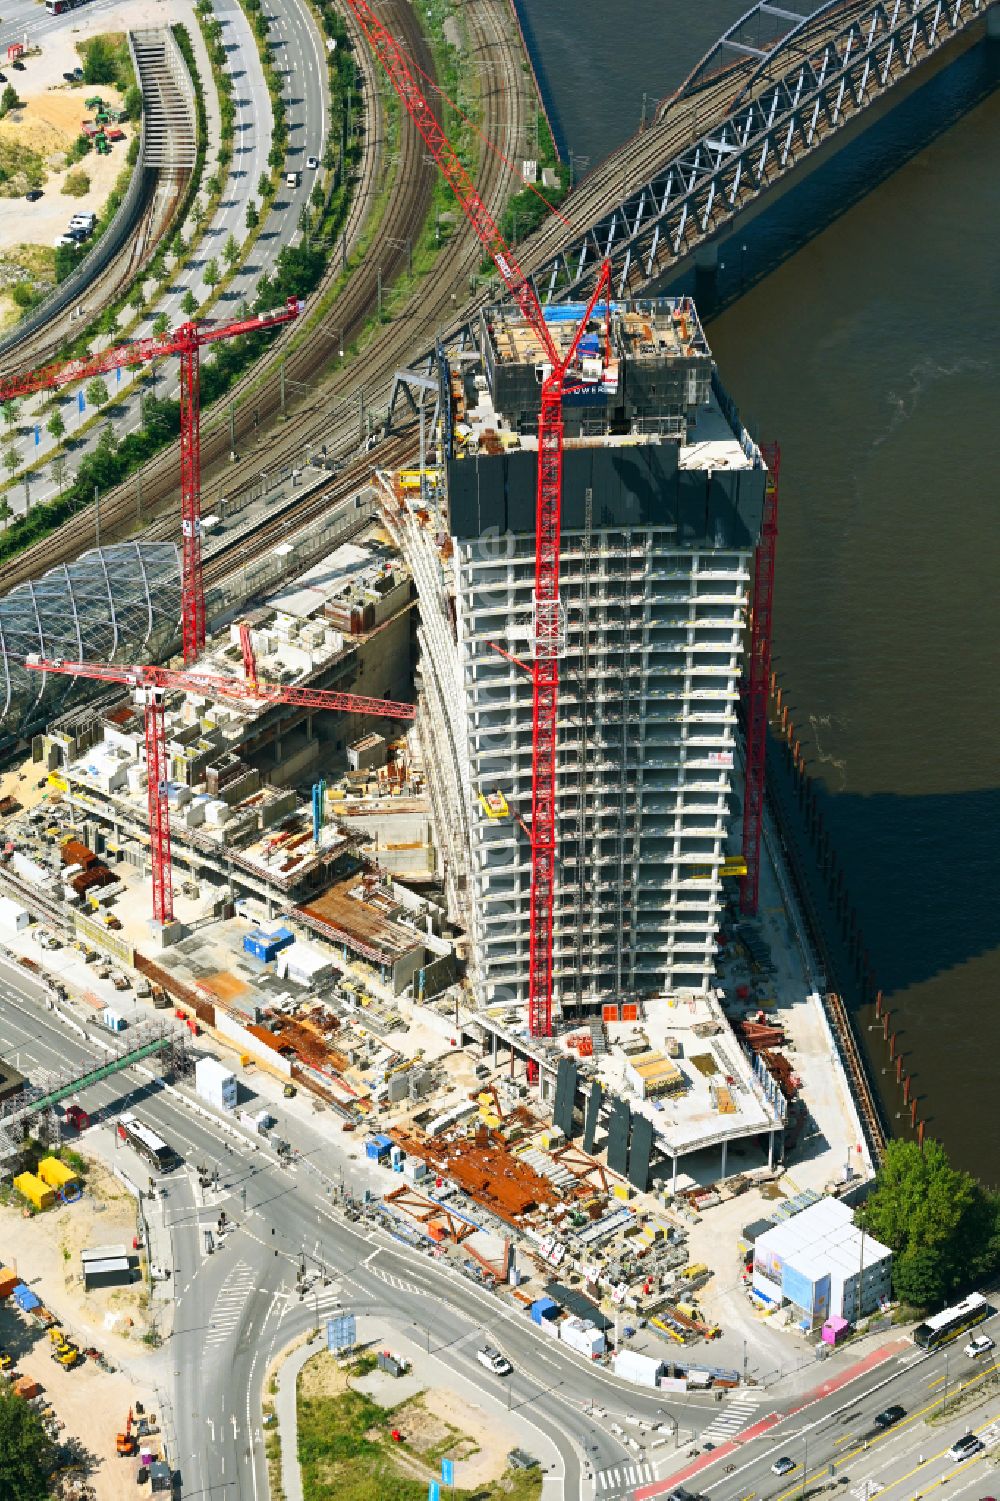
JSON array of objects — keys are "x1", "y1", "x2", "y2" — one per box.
[{"x1": 116, "y1": 1408, "x2": 138, "y2": 1457}]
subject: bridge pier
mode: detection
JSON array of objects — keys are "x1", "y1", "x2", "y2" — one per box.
[
  {"x1": 987, "y1": 3, "x2": 1000, "y2": 39},
  {"x1": 694, "y1": 241, "x2": 720, "y2": 273}
]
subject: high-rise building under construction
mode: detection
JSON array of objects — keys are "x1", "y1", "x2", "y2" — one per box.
[{"x1": 381, "y1": 296, "x2": 767, "y2": 1020}]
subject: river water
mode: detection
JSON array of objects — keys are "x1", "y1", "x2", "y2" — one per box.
[{"x1": 517, "y1": 1, "x2": 1000, "y2": 1179}]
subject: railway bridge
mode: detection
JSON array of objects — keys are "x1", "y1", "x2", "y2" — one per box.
[{"x1": 515, "y1": 0, "x2": 997, "y2": 303}]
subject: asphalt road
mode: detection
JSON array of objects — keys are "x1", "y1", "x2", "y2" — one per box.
[
  {"x1": 10, "y1": 967, "x2": 1000, "y2": 1501},
  {"x1": 0, "y1": 0, "x2": 327, "y2": 514},
  {"x1": 675, "y1": 1315, "x2": 1000, "y2": 1501},
  {"x1": 0, "y1": 969, "x2": 716, "y2": 1500}
]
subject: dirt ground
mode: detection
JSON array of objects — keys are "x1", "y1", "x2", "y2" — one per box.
[
  {"x1": 0, "y1": 29, "x2": 132, "y2": 254},
  {"x1": 0, "y1": 1302, "x2": 159, "y2": 1501},
  {"x1": 297, "y1": 1348, "x2": 348, "y2": 1400},
  {"x1": 0, "y1": 1155, "x2": 156, "y2": 1352}
]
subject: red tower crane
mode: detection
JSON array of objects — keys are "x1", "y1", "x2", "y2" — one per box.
[
  {"x1": 0, "y1": 298, "x2": 303, "y2": 664},
  {"x1": 345, "y1": 0, "x2": 611, "y2": 1040},
  {"x1": 25, "y1": 652, "x2": 414, "y2": 927},
  {"x1": 740, "y1": 441, "x2": 780, "y2": 917}
]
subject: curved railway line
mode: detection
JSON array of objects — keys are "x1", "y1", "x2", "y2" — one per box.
[{"x1": 0, "y1": 0, "x2": 528, "y2": 592}]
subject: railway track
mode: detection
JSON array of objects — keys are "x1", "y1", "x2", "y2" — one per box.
[{"x1": 0, "y1": 0, "x2": 528, "y2": 597}]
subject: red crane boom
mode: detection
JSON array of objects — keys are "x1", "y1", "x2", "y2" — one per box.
[
  {"x1": 345, "y1": 0, "x2": 611, "y2": 1040},
  {"x1": 25, "y1": 651, "x2": 414, "y2": 926},
  {"x1": 0, "y1": 298, "x2": 302, "y2": 664}
]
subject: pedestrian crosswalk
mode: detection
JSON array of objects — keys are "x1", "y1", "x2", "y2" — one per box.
[
  {"x1": 851, "y1": 1482, "x2": 884, "y2": 1500},
  {"x1": 697, "y1": 1391, "x2": 764, "y2": 1447},
  {"x1": 595, "y1": 1459, "x2": 653, "y2": 1494},
  {"x1": 204, "y1": 1260, "x2": 256, "y2": 1347},
  {"x1": 367, "y1": 1263, "x2": 423, "y2": 1296}
]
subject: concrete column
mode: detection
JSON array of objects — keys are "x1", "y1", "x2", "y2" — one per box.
[
  {"x1": 988, "y1": 4, "x2": 1000, "y2": 39},
  {"x1": 671, "y1": 1151, "x2": 678, "y2": 1195},
  {"x1": 720, "y1": 1138, "x2": 728, "y2": 1180},
  {"x1": 768, "y1": 1130, "x2": 775, "y2": 1170},
  {"x1": 695, "y1": 240, "x2": 719, "y2": 271}
]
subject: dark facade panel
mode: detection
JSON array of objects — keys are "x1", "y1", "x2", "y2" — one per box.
[
  {"x1": 447, "y1": 446, "x2": 765, "y2": 550},
  {"x1": 606, "y1": 1096, "x2": 630, "y2": 1177},
  {"x1": 553, "y1": 1057, "x2": 578, "y2": 1139},
  {"x1": 582, "y1": 1082, "x2": 603, "y2": 1153},
  {"x1": 628, "y1": 1113, "x2": 655, "y2": 1193}
]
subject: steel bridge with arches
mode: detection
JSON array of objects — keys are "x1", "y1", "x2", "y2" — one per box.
[{"x1": 519, "y1": 0, "x2": 993, "y2": 303}]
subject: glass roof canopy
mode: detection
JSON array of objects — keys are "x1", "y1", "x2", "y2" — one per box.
[{"x1": 0, "y1": 542, "x2": 181, "y2": 741}]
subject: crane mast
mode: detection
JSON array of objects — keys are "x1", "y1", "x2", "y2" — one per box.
[
  {"x1": 25, "y1": 652, "x2": 414, "y2": 926},
  {"x1": 0, "y1": 298, "x2": 302, "y2": 664},
  {"x1": 345, "y1": 0, "x2": 611, "y2": 1040}
]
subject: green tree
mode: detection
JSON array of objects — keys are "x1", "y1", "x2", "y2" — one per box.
[
  {"x1": 223, "y1": 232, "x2": 239, "y2": 268},
  {"x1": 1, "y1": 400, "x2": 17, "y2": 433},
  {"x1": 85, "y1": 377, "x2": 110, "y2": 410},
  {"x1": 181, "y1": 289, "x2": 198, "y2": 318},
  {"x1": 152, "y1": 311, "x2": 170, "y2": 337},
  {"x1": 46, "y1": 410, "x2": 66, "y2": 444},
  {"x1": 859, "y1": 1139, "x2": 1000, "y2": 1305},
  {"x1": 245, "y1": 200, "x2": 259, "y2": 231},
  {"x1": 310, "y1": 183, "x2": 324, "y2": 211},
  {"x1": 82, "y1": 35, "x2": 118, "y2": 85},
  {"x1": 123, "y1": 84, "x2": 143, "y2": 121},
  {"x1": 257, "y1": 171, "x2": 273, "y2": 200},
  {"x1": 3, "y1": 447, "x2": 19, "y2": 478},
  {"x1": 0, "y1": 1386, "x2": 54, "y2": 1500},
  {"x1": 130, "y1": 284, "x2": 146, "y2": 314},
  {"x1": 0, "y1": 83, "x2": 21, "y2": 116},
  {"x1": 203, "y1": 257, "x2": 220, "y2": 290}
]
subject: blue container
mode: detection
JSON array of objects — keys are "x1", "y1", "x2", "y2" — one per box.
[
  {"x1": 365, "y1": 1134, "x2": 392, "y2": 1161},
  {"x1": 243, "y1": 931, "x2": 268, "y2": 961},
  {"x1": 530, "y1": 1296, "x2": 559, "y2": 1326},
  {"x1": 13, "y1": 1284, "x2": 39, "y2": 1313},
  {"x1": 266, "y1": 927, "x2": 295, "y2": 953}
]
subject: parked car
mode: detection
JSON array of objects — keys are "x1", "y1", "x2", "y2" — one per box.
[
  {"x1": 874, "y1": 1404, "x2": 906, "y2": 1430},
  {"x1": 62, "y1": 71, "x2": 76, "y2": 82},
  {"x1": 12, "y1": 59, "x2": 25, "y2": 71},
  {"x1": 771, "y1": 1457, "x2": 796, "y2": 1476},
  {"x1": 965, "y1": 1334, "x2": 995, "y2": 1358},
  {"x1": 25, "y1": 189, "x2": 42, "y2": 202},
  {"x1": 948, "y1": 1433, "x2": 984, "y2": 1462}
]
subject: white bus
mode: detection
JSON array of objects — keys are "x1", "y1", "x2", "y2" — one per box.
[
  {"x1": 117, "y1": 1113, "x2": 180, "y2": 1173},
  {"x1": 913, "y1": 1292, "x2": 988, "y2": 1350}
]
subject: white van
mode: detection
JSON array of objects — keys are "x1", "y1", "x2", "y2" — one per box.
[{"x1": 285, "y1": 171, "x2": 299, "y2": 189}]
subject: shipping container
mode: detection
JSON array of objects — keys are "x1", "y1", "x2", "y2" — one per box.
[
  {"x1": 37, "y1": 1157, "x2": 78, "y2": 1192},
  {"x1": 13, "y1": 1171, "x2": 55, "y2": 1210},
  {"x1": 195, "y1": 1057, "x2": 237, "y2": 1113},
  {"x1": 613, "y1": 1349, "x2": 664, "y2": 1387}
]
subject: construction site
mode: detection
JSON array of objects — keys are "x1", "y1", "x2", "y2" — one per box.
[
  {"x1": 0, "y1": 0, "x2": 888, "y2": 1426},
  {"x1": 0, "y1": 278, "x2": 874, "y2": 1383}
]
